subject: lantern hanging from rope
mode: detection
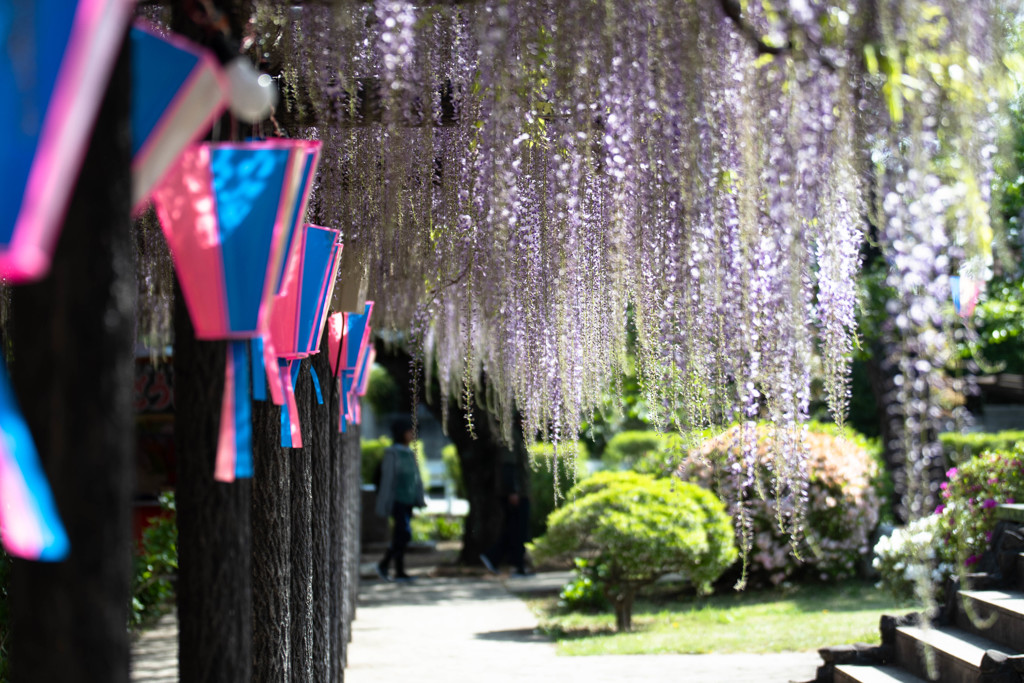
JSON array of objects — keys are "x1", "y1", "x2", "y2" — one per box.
[
  {"x1": 0, "y1": 0, "x2": 133, "y2": 561},
  {"x1": 150, "y1": 139, "x2": 321, "y2": 482},
  {"x1": 270, "y1": 224, "x2": 343, "y2": 448},
  {"x1": 130, "y1": 22, "x2": 229, "y2": 212}
]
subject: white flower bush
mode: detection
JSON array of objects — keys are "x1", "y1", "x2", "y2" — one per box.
[{"x1": 873, "y1": 515, "x2": 954, "y2": 600}]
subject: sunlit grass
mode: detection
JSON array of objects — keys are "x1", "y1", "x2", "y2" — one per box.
[{"x1": 525, "y1": 580, "x2": 918, "y2": 656}]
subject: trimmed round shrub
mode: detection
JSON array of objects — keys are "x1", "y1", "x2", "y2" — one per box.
[
  {"x1": 602, "y1": 430, "x2": 673, "y2": 475},
  {"x1": 680, "y1": 423, "x2": 881, "y2": 584},
  {"x1": 531, "y1": 471, "x2": 737, "y2": 631},
  {"x1": 528, "y1": 441, "x2": 589, "y2": 539}
]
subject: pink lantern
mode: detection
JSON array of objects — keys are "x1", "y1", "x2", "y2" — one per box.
[
  {"x1": 130, "y1": 22, "x2": 229, "y2": 212},
  {"x1": 327, "y1": 301, "x2": 374, "y2": 433},
  {"x1": 151, "y1": 139, "x2": 322, "y2": 481},
  {"x1": 270, "y1": 224, "x2": 343, "y2": 447},
  {"x1": 0, "y1": 0, "x2": 133, "y2": 561}
]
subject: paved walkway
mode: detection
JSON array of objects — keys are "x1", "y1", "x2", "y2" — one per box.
[
  {"x1": 132, "y1": 568, "x2": 822, "y2": 682},
  {"x1": 347, "y1": 570, "x2": 822, "y2": 683}
]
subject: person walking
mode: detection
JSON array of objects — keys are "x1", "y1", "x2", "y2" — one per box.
[{"x1": 375, "y1": 416, "x2": 425, "y2": 582}]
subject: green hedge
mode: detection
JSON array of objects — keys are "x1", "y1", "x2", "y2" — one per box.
[
  {"x1": 939, "y1": 430, "x2": 1024, "y2": 463},
  {"x1": 528, "y1": 441, "x2": 589, "y2": 540}
]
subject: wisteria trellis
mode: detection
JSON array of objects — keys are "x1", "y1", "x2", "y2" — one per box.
[{"x1": 236, "y1": 0, "x2": 1017, "y2": 535}]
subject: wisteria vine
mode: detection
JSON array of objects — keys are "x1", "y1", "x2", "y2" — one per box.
[{"x1": 239, "y1": 0, "x2": 1018, "y2": 542}]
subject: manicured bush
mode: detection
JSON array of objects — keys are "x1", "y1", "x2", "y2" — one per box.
[
  {"x1": 602, "y1": 430, "x2": 672, "y2": 475},
  {"x1": 873, "y1": 516, "x2": 953, "y2": 600},
  {"x1": 680, "y1": 423, "x2": 881, "y2": 585},
  {"x1": 528, "y1": 441, "x2": 589, "y2": 539},
  {"x1": 531, "y1": 471, "x2": 736, "y2": 631},
  {"x1": 558, "y1": 558, "x2": 609, "y2": 612},
  {"x1": 935, "y1": 443, "x2": 1024, "y2": 568},
  {"x1": 939, "y1": 430, "x2": 1024, "y2": 464}
]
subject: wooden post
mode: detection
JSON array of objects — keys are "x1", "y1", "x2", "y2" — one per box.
[{"x1": 9, "y1": 29, "x2": 135, "y2": 683}]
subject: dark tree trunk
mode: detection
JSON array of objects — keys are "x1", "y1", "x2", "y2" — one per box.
[
  {"x1": 864, "y1": 343, "x2": 905, "y2": 523},
  {"x1": 252, "y1": 397, "x2": 291, "y2": 682},
  {"x1": 608, "y1": 585, "x2": 636, "y2": 632},
  {"x1": 9, "y1": 33, "x2": 135, "y2": 683},
  {"x1": 310, "y1": 351, "x2": 332, "y2": 681},
  {"x1": 328, "y1": 372, "x2": 346, "y2": 681},
  {"x1": 341, "y1": 423, "x2": 362, "y2": 653},
  {"x1": 290, "y1": 364, "x2": 314, "y2": 683},
  {"x1": 451, "y1": 407, "x2": 505, "y2": 563},
  {"x1": 174, "y1": 301, "x2": 254, "y2": 683}
]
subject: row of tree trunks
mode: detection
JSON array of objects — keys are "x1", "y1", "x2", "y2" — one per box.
[
  {"x1": 184, "y1": 350, "x2": 361, "y2": 683},
  {"x1": 9, "y1": 31, "x2": 136, "y2": 683}
]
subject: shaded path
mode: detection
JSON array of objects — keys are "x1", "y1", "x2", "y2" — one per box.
[
  {"x1": 346, "y1": 573, "x2": 822, "y2": 683},
  {"x1": 130, "y1": 571, "x2": 823, "y2": 682}
]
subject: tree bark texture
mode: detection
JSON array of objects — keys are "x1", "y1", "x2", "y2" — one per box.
[
  {"x1": 9, "y1": 33, "x2": 135, "y2": 683},
  {"x1": 328, "y1": 368, "x2": 346, "y2": 680},
  {"x1": 310, "y1": 350, "x2": 332, "y2": 681},
  {"x1": 174, "y1": 301, "x2": 254, "y2": 682},
  {"x1": 289, "y1": 364, "x2": 314, "y2": 683},
  {"x1": 252, "y1": 397, "x2": 291, "y2": 682},
  {"x1": 341, "y1": 422, "x2": 362, "y2": 652}
]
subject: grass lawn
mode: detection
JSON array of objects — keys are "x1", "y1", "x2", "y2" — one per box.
[{"x1": 525, "y1": 580, "x2": 918, "y2": 656}]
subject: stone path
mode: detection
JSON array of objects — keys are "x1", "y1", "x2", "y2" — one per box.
[
  {"x1": 132, "y1": 570, "x2": 822, "y2": 683},
  {"x1": 346, "y1": 570, "x2": 821, "y2": 683},
  {"x1": 130, "y1": 611, "x2": 178, "y2": 683}
]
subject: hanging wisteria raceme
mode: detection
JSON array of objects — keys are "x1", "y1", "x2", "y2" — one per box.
[{"x1": 247, "y1": 0, "x2": 1017, "y2": 540}]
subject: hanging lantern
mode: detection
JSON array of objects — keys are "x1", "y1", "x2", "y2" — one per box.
[
  {"x1": 270, "y1": 224, "x2": 343, "y2": 448},
  {"x1": 130, "y1": 22, "x2": 229, "y2": 212},
  {"x1": 1, "y1": 0, "x2": 133, "y2": 281},
  {"x1": 0, "y1": 0, "x2": 133, "y2": 561},
  {"x1": 327, "y1": 301, "x2": 374, "y2": 433},
  {"x1": 951, "y1": 275, "x2": 984, "y2": 318},
  {"x1": 347, "y1": 345, "x2": 377, "y2": 427},
  {"x1": 151, "y1": 139, "x2": 322, "y2": 482}
]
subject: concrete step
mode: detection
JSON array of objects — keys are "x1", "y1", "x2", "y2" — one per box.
[
  {"x1": 895, "y1": 624, "x2": 1012, "y2": 683},
  {"x1": 957, "y1": 589, "x2": 1024, "y2": 652},
  {"x1": 834, "y1": 664, "x2": 928, "y2": 683}
]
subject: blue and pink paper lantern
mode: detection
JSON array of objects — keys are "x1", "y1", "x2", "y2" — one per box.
[
  {"x1": 0, "y1": 0, "x2": 133, "y2": 561},
  {"x1": 327, "y1": 302, "x2": 375, "y2": 433},
  {"x1": 130, "y1": 22, "x2": 229, "y2": 212},
  {"x1": 270, "y1": 224, "x2": 343, "y2": 447},
  {"x1": 151, "y1": 139, "x2": 322, "y2": 481}
]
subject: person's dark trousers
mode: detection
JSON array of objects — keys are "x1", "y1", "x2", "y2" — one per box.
[
  {"x1": 485, "y1": 496, "x2": 530, "y2": 572},
  {"x1": 380, "y1": 502, "x2": 414, "y2": 576}
]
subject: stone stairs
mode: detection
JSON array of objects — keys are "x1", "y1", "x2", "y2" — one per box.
[{"x1": 815, "y1": 506, "x2": 1024, "y2": 683}]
